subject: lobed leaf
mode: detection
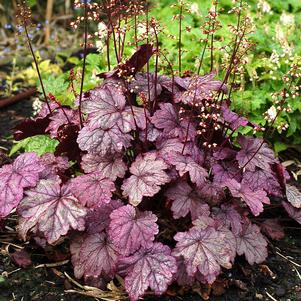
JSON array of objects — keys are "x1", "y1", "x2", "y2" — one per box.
[
  {"x1": 18, "y1": 179, "x2": 87, "y2": 244},
  {"x1": 122, "y1": 152, "x2": 170, "y2": 206},
  {"x1": 108, "y1": 205, "x2": 159, "y2": 255}
]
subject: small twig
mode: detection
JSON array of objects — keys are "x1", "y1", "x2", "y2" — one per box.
[
  {"x1": 0, "y1": 241, "x2": 23, "y2": 249},
  {"x1": 35, "y1": 260, "x2": 69, "y2": 269},
  {"x1": 64, "y1": 272, "x2": 85, "y2": 290},
  {"x1": 7, "y1": 268, "x2": 21, "y2": 276},
  {"x1": 266, "y1": 291, "x2": 278, "y2": 301},
  {"x1": 276, "y1": 250, "x2": 301, "y2": 267}
]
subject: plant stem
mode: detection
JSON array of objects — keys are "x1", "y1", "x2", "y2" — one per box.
[
  {"x1": 24, "y1": 24, "x2": 52, "y2": 114},
  {"x1": 178, "y1": 4, "x2": 183, "y2": 75},
  {"x1": 78, "y1": 0, "x2": 88, "y2": 128}
]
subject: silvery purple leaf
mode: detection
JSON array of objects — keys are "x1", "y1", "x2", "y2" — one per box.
[
  {"x1": 212, "y1": 161, "x2": 241, "y2": 185},
  {"x1": 236, "y1": 135, "x2": 276, "y2": 171},
  {"x1": 86, "y1": 200, "x2": 123, "y2": 234},
  {"x1": 18, "y1": 179, "x2": 87, "y2": 244},
  {"x1": 151, "y1": 103, "x2": 196, "y2": 141},
  {"x1": 212, "y1": 204, "x2": 243, "y2": 235},
  {"x1": 119, "y1": 243, "x2": 177, "y2": 301},
  {"x1": 197, "y1": 182, "x2": 225, "y2": 205},
  {"x1": 221, "y1": 102, "x2": 248, "y2": 130},
  {"x1": 0, "y1": 153, "x2": 44, "y2": 218},
  {"x1": 71, "y1": 232, "x2": 119, "y2": 279},
  {"x1": 46, "y1": 108, "x2": 80, "y2": 138},
  {"x1": 226, "y1": 179, "x2": 270, "y2": 216},
  {"x1": 175, "y1": 257, "x2": 195, "y2": 286},
  {"x1": 122, "y1": 152, "x2": 170, "y2": 206},
  {"x1": 173, "y1": 221, "x2": 235, "y2": 284},
  {"x1": 182, "y1": 73, "x2": 227, "y2": 105},
  {"x1": 165, "y1": 181, "x2": 210, "y2": 220},
  {"x1": 108, "y1": 205, "x2": 158, "y2": 255},
  {"x1": 282, "y1": 201, "x2": 301, "y2": 224},
  {"x1": 81, "y1": 153, "x2": 127, "y2": 180},
  {"x1": 39, "y1": 153, "x2": 69, "y2": 180},
  {"x1": 70, "y1": 172, "x2": 115, "y2": 208},
  {"x1": 285, "y1": 184, "x2": 301, "y2": 208},
  {"x1": 130, "y1": 73, "x2": 162, "y2": 102},
  {"x1": 242, "y1": 169, "x2": 283, "y2": 197},
  {"x1": 235, "y1": 221, "x2": 268, "y2": 265},
  {"x1": 260, "y1": 219, "x2": 284, "y2": 240},
  {"x1": 139, "y1": 123, "x2": 161, "y2": 142},
  {"x1": 77, "y1": 125, "x2": 132, "y2": 155},
  {"x1": 166, "y1": 152, "x2": 208, "y2": 187},
  {"x1": 82, "y1": 85, "x2": 143, "y2": 132}
]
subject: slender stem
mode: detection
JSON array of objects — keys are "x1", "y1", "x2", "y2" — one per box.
[
  {"x1": 145, "y1": 4, "x2": 150, "y2": 141},
  {"x1": 197, "y1": 34, "x2": 209, "y2": 75},
  {"x1": 178, "y1": 5, "x2": 183, "y2": 75},
  {"x1": 24, "y1": 24, "x2": 52, "y2": 114},
  {"x1": 106, "y1": 32, "x2": 111, "y2": 71},
  {"x1": 78, "y1": 0, "x2": 88, "y2": 128},
  {"x1": 152, "y1": 25, "x2": 160, "y2": 112},
  {"x1": 134, "y1": 13, "x2": 138, "y2": 48}
]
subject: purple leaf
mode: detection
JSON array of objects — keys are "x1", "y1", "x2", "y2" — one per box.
[
  {"x1": 139, "y1": 124, "x2": 161, "y2": 142},
  {"x1": 98, "y1": 44, "x2": 155, "y2": 79},
  {"x1": 14, "y1": 116, "x2": 51, "y2": 141},
  {"x1": 11, "y1": 249, "x2": 32, "y2": 268},
  {"x1": 213, "y1": 147, "x2": 237, "y2": 161},
  {"x1": 81, "y1": 153, "x2": 127, "y2": 180},
  {"x1": 130, "y1": 73, "x2": 162, "y2": 102},
  {"x1": 221, "y1": 102, "x2": 248, "y2": 130},
  {"x1": 39, "y1": 153, "x2": 69, "y2": 180},
  {"x1": 173, "y1": 221, "x2": 235, "y2": 284},
  {"x1": 212, "y1": 161, "x2": 241, "y2": 185},
  {"x1": 18, "y1": 179, "x2": 87, "y2": 244},
  {"x1": 261, "y1": 219, "x2": 284, "y2": 240},
  {"x1": 165, "y1": 181, "x2": 210, "y2": 220},
  {"x1": 242, "y1": 169, "x2": 283, "y2": 197},
  {"x1": 166, "y1": 152, "x2": 208, "y2": 187},
  {"x1": 285, "y1": 184, "x2": 301, "y2": 208},
  {"x1": 47, "y1": 108, "x2": 80, "y2": 138},
  {"x1": 85, "y1": 200, "x2": 123, "y2": 234},
  {"x1": 212, "y1": 204, "x2": 243, "y2": 235},
  {"x1": 175, "y1": 257, "x2": 195, "y2": 286},
  {"x1": 282, "y1": 201, "x2": 301, "y2": 224},
  {"x1": 197, "y1": 182, "x2": 225, "y2": 205},
  {"x1": 235, "y1": 221, "x2": 268, "y2": 265},
  {"x1": 77, "y1": 125, "x2": 132, "y2": 155},
  {"x1": 108, "y1": 205, "x2": 158, "y2": 255},
  {"x1": 119, "y1": 243, "x2": 177, "y2": 301},
  {"x1": 0, "y1": 153, "x2": 44, "y2": 218},
  {"x1": 55, "y1": 124, "x2": 81, "y2": 162},
  {"x1": 182, "y1": 73, "x2": 227, "y2": 105},
  {"x1": 156, "y1": 137, "x2": 185, "y2": 156},
  {"x1": 226, "y1": 179, "x2": 270, "y2": 216},
  {"x1": 82, "y1": 85, "x2": 143, "y2": 132},
  {"x1": 71, "y1": 232, "x2": 119, "y2": 279},
  {"x1": 122, "y1": 153, "x2": 170, "y2": 206},
  {"x1": 70, "y1": 172, "x2": 115, "y2": 208},
  {"x1": 151, "y1": 103, "x2": 196, "y2": 141},
  {"x1": 236, "y1": 136, "x2": 276, "y2": 171}
]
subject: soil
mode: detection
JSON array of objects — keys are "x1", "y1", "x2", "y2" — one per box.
[{"x1": 0, "y1": 100, "x2": 300, "y2": 301}]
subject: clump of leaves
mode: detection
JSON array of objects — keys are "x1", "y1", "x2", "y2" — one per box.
[{"x1": 1, "y1": 1, "x2": 301, "y2": 300}]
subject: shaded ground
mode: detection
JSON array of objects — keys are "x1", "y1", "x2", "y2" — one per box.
[{"x1": 0, "y1": 99, "x2": 300, "y2": 301}]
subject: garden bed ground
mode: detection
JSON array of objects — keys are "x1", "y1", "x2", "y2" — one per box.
[{"x1": 0, "y1": 99, "x2": 300, "y2": 301}]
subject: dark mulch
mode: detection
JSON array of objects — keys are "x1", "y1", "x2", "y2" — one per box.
[{"x1": 0, "y1": 99, "x2": 301, "y2": 301}]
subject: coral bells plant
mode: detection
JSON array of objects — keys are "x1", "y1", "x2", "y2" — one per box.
[{"x1": 1, "y1": 1, "x2": 301, "y2": 300}]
